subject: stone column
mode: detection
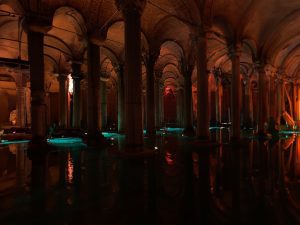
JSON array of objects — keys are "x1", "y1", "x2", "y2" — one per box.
[
  {"x1": 196, "y1": 33, "x2": 209, "y2": 139},
  {"x1": 146, "y1": 52, "x2": 158, "y2": 136},
  {"x1": 116, "y1": 0, "x2": 146, "y2": 148},
  {"x1": 154, "y1": 77, "x2": 161, "y2": 129},
  {"x1": 229, "y1": 44, "x2": 242, "y2": 140},
  {"x1": 58, "y1": 75, "x2": 68, "y2": 128},
  {"x1": 16, "y1": 76, "x2": 27, "y2": 127},
  {"x1": 87, "y1": 42, "x2": 102, "y2": 145},
  {"x1": 100, "y1": 80, "x2": 107, "y2": 130},
  {"x1": 214, "y1": 72, "x2": 222, "y2": 126},
  {"x1": 71, "y1": 63, "x2": 82, "y2": 128},
  {"x1": 27, "y1": 30, "x2": 47, "y2": 141},
  {"x1": 159, "y1": 82, "x2": 164, "y2": 126},
  {"x1": 257, "y1": 63, "x2": 267, "y2": 135},
  {"x1": 183, "y1": 67, "x2": 194, "y2": 135},
  {"x1": 296, "y1": 83, "x2": 300, "y2": 127},
  {"x1": 118, "y1": 65, "x2": 125, "y2": 133},
  {"x1": 243, "y1": 77, "x2": 252, "y2": 127},
  {"x1": 176, "y1": 87, "x2": 184, "y2": 127}
]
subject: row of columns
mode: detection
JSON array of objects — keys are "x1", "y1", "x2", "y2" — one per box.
[{"x1": 25, "y1": 0, "x2": 300, "y2": 148}]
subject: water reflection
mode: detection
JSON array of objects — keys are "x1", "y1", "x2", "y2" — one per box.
[{"x1": 0, "y1": 134, "x2": 300, "y2": 224}]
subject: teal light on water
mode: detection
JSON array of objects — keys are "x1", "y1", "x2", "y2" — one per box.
[
  {"x1": 279, "y1": 130, "x2": 300, "y2": 134},
  {"x1": 102, "y1": 132, "x2": 122, "y2": 138},
  {"x1": 0, "y1": 139, "x2": 30, "y2": 145},
  {"x1": 47, "y1": 137, "x2": 84, "y2": 145}
]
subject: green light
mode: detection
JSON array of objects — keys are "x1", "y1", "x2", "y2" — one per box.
[{"x1": 47, "y1": 137, "x2": 84, "y2": 145}]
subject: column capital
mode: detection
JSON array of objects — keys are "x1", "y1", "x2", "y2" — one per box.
[
  {"x1": 115, "y1": 0, "x2": 147, "y2": 16},
  {"x1": 71, "y1": 63, "x2": 83, "y2": 80},
  {"x1": 26, "y1": 13, "x2": 52, "y2": 34},
  {"x1": 228, "y1": 43, "x2": 242, "y2": 58},
  {"x1": 89, "y1": 27, "x2": 108, "y2": 45}
]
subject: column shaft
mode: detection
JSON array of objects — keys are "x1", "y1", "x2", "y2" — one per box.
[
  {"x1": 16, "y1": 85, "x2": 26, "y2": 127},
  {"x1": 155, "y1": 79, "x2": 160, "y2": 129},
  {"x1": 197, "y1": 36, "x2": 209, "y2": 139},
  {"x1": 258, "y1": 66, "x2": 266, "y2": 134},
  {"x1": 27, "y1": 30, "x2": 46, "y2": 141},
  {"x1": 230, "y1": 46, "x2": 241, "y2": 140},
  {"x1": 183, "y1": 72, "x2": 194, "y2": 134},
  {"x1": 87, "y1": 43, "x2": 101, "y2": 143},
  {"x1": 118, "y1": 66, "x2": 125, "y2": 133},
  {"x1": 146, "y1": 55, "x2": 156, "y2": 135},
  {"x1": 72, "y1": 63, "x2": 82, "y2": 128},
  {"x1": 59, "y1": 75, "x2": 68, "y2": 128},
  {"x1": 100, "y1": 81, "x2": 107, "y2": 130},
  {"x1": 123, "y1": 9, "x2": 143, "y2": 147}
]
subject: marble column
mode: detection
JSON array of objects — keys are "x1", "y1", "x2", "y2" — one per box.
[
  {"x1": 116, "y1": 0, "x2": 146, "y2": 148},
  {"x1": 183, "y1": 67, "x2": 194, "y2": 135},
  {"x1": 16, "y1": 77, "x2": 27, "y2": 127},
  {"x1": 229, "y1": 44, "x2": 242, "y2": 140},
  {"x1": 58, "y1": 75, "x2": 68, "y2": 128},
  {"x1": 258, "y1": 63, "x2": 267, "y2": 135},
  {"x1": 118, "y1": 65, "x2": 125, "y2": 133},
  {"x1": 196, "y1": 34, "x2": 209, "y2": 139},
  {"x1": 72, "y1": 63, "x2": 82, "y2": 128},
  {"x1": 87, "y1": 42, "x2": 102, "y2": 145},
  {"x1": 146, "y1": 52, "x2": 157, "y2": 136},
  {"x1": 27, "y1": 30, "x2": 47, "y2": 141}
]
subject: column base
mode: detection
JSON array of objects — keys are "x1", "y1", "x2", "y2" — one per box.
[
  {"x1": 182, "y1": 127, "x2": 195, "y2": 136},
  {"x1": 85, "y1": 132, "x2": 107, "y2": 147}
]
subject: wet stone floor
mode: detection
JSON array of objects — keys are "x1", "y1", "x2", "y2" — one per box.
[{"x1": 0, "y1": 128, "x2": 300, "y2": 225}]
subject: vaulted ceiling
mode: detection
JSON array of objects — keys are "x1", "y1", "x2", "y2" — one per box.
[{"x1": 1, "y1": 0, "x2": 300, "y2": 89}]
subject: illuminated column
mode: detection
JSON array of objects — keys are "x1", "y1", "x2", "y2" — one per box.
[
  {"x1": 257, "y1": 62, "x2": 267, "y2": 135},
  {"x1": 16, "y1": 76, "x2": 27, "y2": 127},
  {"x1": 183, "y1": 66, "x2": 194, "y2": 135},
  {"x1": 116, "y1": 0, "x2": 146, "y2": 147},
  {"x1": 146, "y1": 51, "x2": 158, "y2": 136},
  {"x1": 100, "y1": 80, "x2": 107, "y2": 130},
  {"x1": 87, "y1": 42, "x2": 102, "y2": 145},
  {"x1": 196, "y1": 32, "x2": 209, "y2": 139},
  {"x1": 58, "y1": 74, "x2": 68, "y2": 128},
  {"x1": 117, "y1": 65, "x2": 125, "y2": 133},
  {"x1": 229, "y1": 44, "x2": 242, "y2": 140},
  {"x1": 27, "y1": 19, "x2": 50, "y2": 142},
  {"x1": 71, "y1": 63, "x2": 82, "y2": 128}
]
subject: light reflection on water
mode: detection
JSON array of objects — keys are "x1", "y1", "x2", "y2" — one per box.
[{"x1": 0, "y1": 133, "x2": 300, "y2": 224}]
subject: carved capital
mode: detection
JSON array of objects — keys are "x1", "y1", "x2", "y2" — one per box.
[
  {"x1": 89, "y1": 27, "x2": 108, "y2": 45},
  {"x1": 228, "y1": 43, "x2": 242, "y2": 58},
  {"x1": 115, "y1": 0, "x2": 147, "y2": 16},
  {"x1": 26, "y1": 13, "x2": 52, "y2": 34}
]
